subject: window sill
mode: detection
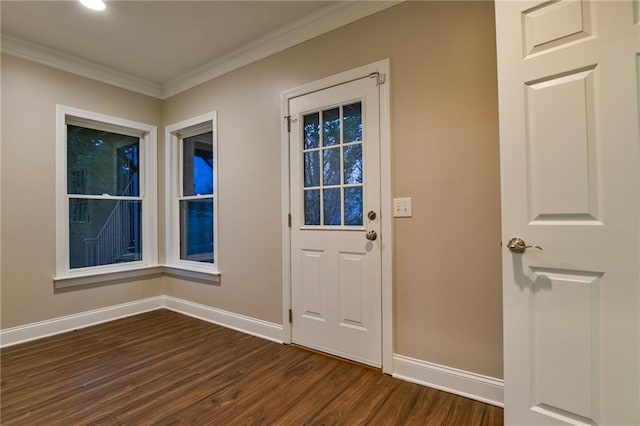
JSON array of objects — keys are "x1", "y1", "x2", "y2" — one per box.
[
  {"x1": 53, "y1": 265, "x2": 220, "y2": 289},
  {"x1": 54, "y1": 265, "x2": 164, "y2": 289},
  {"x1": 163, "y1": 265, "x2": 221, "y2": 284}
]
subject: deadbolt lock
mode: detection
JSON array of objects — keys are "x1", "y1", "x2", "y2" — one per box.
[{"x1": 368, "y1": 211, "x2": 377, "y2": 220}]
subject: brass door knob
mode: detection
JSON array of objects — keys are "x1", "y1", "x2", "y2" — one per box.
[{"x1": 366, "y1": 230, "x2": 377, "y2": 241}]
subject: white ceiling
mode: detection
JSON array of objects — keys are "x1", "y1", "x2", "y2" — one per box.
[{"x1": 0, "y1": 1, "x2": 399, "y2": 98}]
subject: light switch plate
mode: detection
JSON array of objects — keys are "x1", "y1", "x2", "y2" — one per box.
[{"x1": 393, "y1": 197, "x2": 412, "y2": 217}]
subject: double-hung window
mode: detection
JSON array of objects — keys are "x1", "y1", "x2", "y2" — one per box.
[
  {"x1": 55, "y1": 106, "x2": 157, "y2": 280},
  {"x1": 165, "y1": 112, "x2": 218, "y2": 275}
]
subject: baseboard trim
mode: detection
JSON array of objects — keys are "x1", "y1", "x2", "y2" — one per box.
[
  {"x1": 162, "y1": 296, "x2": 284, "y2": 344},
  {"x1": 0, "y1": 296, "x2": 164, "y2": 347},
  {"x1": 0, "y1": 296, "x2": 284, "y2": 348},
  {"x1": 393, "y1": 354, "x2": 504, "y2": 407}
]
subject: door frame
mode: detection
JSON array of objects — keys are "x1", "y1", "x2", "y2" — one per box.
[{"x1": 280, "y1": 59, "x2": 393, "y2": 373}]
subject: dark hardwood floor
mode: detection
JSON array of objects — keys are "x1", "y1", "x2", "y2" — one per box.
[{"x1": 1, "y1": 309, "x2": 503, "y2": 425}]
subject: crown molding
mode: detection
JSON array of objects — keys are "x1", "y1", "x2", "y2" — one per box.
[
  {"x1": 161, "y1": 0, "x2": 402, "y2": 98},
  {"x1": 1, "y1": 1, "x2": 402, "y2": 99},
  {"x1": 0, "y1": 34, "x2": 164, "y2": 98}
]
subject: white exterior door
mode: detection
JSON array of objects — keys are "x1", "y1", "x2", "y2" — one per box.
[
  {"x1": 496, "y1": 0, "x2": 640, "y2": 424},
  {"x1": 289, "y1": 76, "x2": 382, "y2": 367}
]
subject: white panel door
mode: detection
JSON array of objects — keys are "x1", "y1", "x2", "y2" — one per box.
[
  {"x1": 289, "y1": 76, "x2": 381, "y2": 367},
  {"x1": 496, "y1": 0, "x2": 640, "y2": 424}
]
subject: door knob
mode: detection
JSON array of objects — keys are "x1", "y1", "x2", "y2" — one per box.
[
  {"x1": 366, "y1": 230, "x2": 377, "y2": 241},
  {"x1": 507, "y1": 237, "x2": 542, "y2": 254}
]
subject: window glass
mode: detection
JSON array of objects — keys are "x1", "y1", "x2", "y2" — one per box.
[
  {"x1": 67, "y1": 125, "x2": 139, "y2": 196},
  {"x1": 304, "y1": 189, "x2": 321, "y2": 226},
  {"x1": 323, "y1": 188, "x2": 342, "y2": 225},
  {"x1": 66, "y1": 124, "x2": 143, "y2": 269},
  {"x1": 302, "y1": 101, "x2": 364, "y2": 227},
  {"x1": 343, "y1": 102, "x2": 363, "y2": 143},
  {"x1": 303, "y1": 113, "x2": 320, "y2": 150},
  {"x1": 180, "y1": 199, "x2": 214, "y2": 263},
  {"x1": 69, "y1": 199, "x2": 142, "y2": 268},
  {"x1": 343, "y1": 144, "x2": 363, "y2": 185},
  {"x1": 344, "y1": 187, "x2": 363, "y2": 226},
  {"x1": 169, "y1": 122, "x2": 217, "y2": 268},
  {"x1": 182, "y1": 131, "x2": 213, "y2": 197},
  {"x1": 304, "y1": 151, "x2": 320, "y2": 188},
  {"x1": 322, "y1": 108, "x2": 340, "y2": 146},
  {"x1": 178, "y1": 131, "x2": 214, "y2": 263},
  {"x1": 179, "y1": 130, "x2": 214, "y2": 264},
  {"x1": 323, "y1": 147, "x2": 341, "y2": 186}
]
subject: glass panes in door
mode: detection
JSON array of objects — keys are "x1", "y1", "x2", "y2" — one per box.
[{"x1": 302, "y1": 101, "x2": 363, "y2": 226}]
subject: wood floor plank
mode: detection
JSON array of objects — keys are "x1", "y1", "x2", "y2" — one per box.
[
  {"x1": 2, "y1": 313, "x2": 241, "y2": 421},
  {"x1": 307, "y1": 370, "x2": 400, "y2": 425},
  {"x1": 271, "y1": 358, "x2": 370, "y2": 424},
  {"x1": 206, "y1": 348, "x2": 347, "y2": 425},
  {"x1": 122, "y1": 343, "x2": 308, "y2": 424},
  {"x1": 59, "y1": 335, "x2": 270, "y2": 425},
  {"x1": 365, "y1": 380, "x2": 423, "y2": 425},
  {"x1": 402, "y1": 384, "x2": 457, "y2": 424},
  {"x1": 1, "y1": 309, "x2": 504, "y2": 425}
]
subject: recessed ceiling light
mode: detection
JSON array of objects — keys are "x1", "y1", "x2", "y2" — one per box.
[{"x1": 79, "y1": 0, "x2": 106, "y2": 11}]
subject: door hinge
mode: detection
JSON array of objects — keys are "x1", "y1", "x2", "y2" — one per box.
[
  {"x1": 288, "y1": 213, "x2": 292, "y2": 227},
  {"x1": 285, "y1": 115, "x2": 291, "y2": 133},
  {"x1": 369, "y1": 72, "x2": 386, "y2": 86},
  {"x1": 288, "y1": 309, "x2": 293, "y2": 323}
]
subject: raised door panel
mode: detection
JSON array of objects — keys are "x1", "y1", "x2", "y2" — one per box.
[
  {"x1": 530, "y1": 269, "x2": 601, "y2": 423},
  {"x1": 338, "y1": 252, "x2": 366, "y2": 330},
  {"x1": 522, "y1": 0, "x2": 592, "y2": 57},
  {"x1": 301, "y1": 249, "x2": 324, "y2": 321},
  {"x1": 525, "y1": 66, "x2": 598, "y2": 222}
]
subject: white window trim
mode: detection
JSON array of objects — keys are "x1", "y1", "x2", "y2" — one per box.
[
  {"x1": 165, "y1": 111, "x2": 219, "y2": 275},
  {"x1": 54, "y1": 105, "x2": 158, "y2": 283}
]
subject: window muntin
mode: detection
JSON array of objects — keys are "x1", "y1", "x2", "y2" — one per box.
[
  {"x1": 166, "y1": 113, "x2": 218, "y2": 272},
  {"x1": 56, "y1": 105, "x2": 157, "y2": 278},
  {"x1": 302, "y1": 101, "x2": 363, "y2": 227}
]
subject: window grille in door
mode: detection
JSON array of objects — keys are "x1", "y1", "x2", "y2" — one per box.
[{"x1": 301, "y1": 101, "x2": 364, "y2": 227}]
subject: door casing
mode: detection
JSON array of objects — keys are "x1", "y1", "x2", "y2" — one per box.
[{"x1": 280, "y1": 59, "x2": 393, "y2": 373}]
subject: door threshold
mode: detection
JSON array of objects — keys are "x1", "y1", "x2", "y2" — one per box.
[{"x1": 291, "y1": 343, "x2": 382, "y2": 372}]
